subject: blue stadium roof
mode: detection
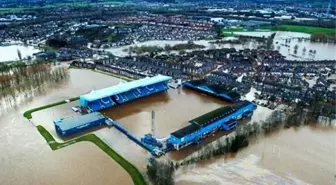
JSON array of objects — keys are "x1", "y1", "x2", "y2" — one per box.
[
  {"x1": 54, "y1": 112, "x2": 105, "y2": 131},
  {"x1": 80, "y1": 75, "x2": 172, "y2": 102}
]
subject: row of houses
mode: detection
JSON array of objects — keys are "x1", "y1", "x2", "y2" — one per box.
[{"x1": 249, "y1": 76, "x2": 335, "y2": 105}]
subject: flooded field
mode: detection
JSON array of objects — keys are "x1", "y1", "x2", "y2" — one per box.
[
  {"x1": 107, "y1": 31, "x2": 336, "y2": 61},
  {"x1": 0, "y1": 69, "x2": 335, "y2": 185},
  {"x1": 0, "y1": 44, "x2": 40, "y2": 62},
  {"x1": 176, "y1": 126, "x2": 336, "y2": 185},
  {"x1": 102, "y1": 89, "x2": 224, "y2": 138},
  {"x1": 0, "y1": 69, "x2": 132, "y2": 185}
]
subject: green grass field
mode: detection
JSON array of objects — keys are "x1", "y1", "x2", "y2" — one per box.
[
  {"x1": 221, "y1": 27, "x2": 258, "y2": 37},
  {"x1": 261, "y1": 24, "x2": 336, "y2": 36}
]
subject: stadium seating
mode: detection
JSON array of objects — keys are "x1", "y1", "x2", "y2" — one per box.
[
  {"x1": 124, "y1": 91, "x2": 136, "y2": 101},
  {"x1": 88, "y1": 100, "x2": 102, "y2": 111},
  {"x1": 226, "y1": 119, "x2": 237, "y2": 129},
  {"x1": 99, "y1": 97, "x2": 115, "y2": 108},
  {"x1": 113, "y1": 94, "x2": 125, "y2": 104},
  {"x1": 79, "y1": 75, "x2": 172, "y2": 112},
  {"x1": 111, "y1": 83, "x2": 168, "y2": 105}
]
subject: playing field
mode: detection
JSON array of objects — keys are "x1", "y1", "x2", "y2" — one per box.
[{"x1": 261, "y1": 24, "x2": 336, "y2": 36}]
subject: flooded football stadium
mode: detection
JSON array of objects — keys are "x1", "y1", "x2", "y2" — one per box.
[{"x1": 0, "y1": 68, "x2": 335, "y2": 185}]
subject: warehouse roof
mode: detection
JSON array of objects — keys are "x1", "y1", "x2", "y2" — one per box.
[
  {"x1": 54, "y1": 112, "x2": 105, "y2": 131},
  {"x1": 80, "y1": 75, "x2": 172, "y2": 102}
]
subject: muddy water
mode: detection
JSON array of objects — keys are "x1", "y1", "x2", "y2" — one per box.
[
  {"x1": 0, "y1": 69, "x2": 133, "y2": 185},
  {"x1": 176, "y1": 127, "x2": 336, "y2": 185},
  {"x1": 102, "y1": 89, "x2": 224, "y2": 138},
  {"x1": 0, "y1": 68, "x2": 335, "y2": 185}
]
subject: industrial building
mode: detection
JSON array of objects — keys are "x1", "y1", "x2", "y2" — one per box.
[
  {"x1": 79, "y1": 75, "x2": 172, "y2": 112},
  {"x1": 54, "y1": 112, "x2": 106, "y2": 137}
]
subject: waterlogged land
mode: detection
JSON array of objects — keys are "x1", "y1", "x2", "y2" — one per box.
[
  {"x1": 0, "y1": 69, "x2": 132, "y2": 185},
  {"x1": 0, "y1": 63, "x2": 69, "y2": 112},
  {"x1": 176, "y1": 126, "x2": 336, "y2": 185},
  {"x1": 0, "y1": 68, "x2": 335, "y2": 185},
  {"x1": 106, "y1": 31, "x2": 336, "y2": 60}
]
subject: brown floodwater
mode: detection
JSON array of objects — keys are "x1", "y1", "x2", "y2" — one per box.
[
  {"x1": 0, "y1": 69, "x2": 335, "y2": 185},
  {"x1": 102, "y1": 88, "x2": 224, "y2": 138},
  {"x1": 0, "y1": 69, "x2": 133, "y2": 185},
  {"x1": 175, "y1": 126, "x2": 336, "y2": 185}
]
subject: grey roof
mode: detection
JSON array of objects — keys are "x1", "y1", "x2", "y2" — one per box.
[{"x1": 54, "y1": 112, "x2": 105, "y2": 131}]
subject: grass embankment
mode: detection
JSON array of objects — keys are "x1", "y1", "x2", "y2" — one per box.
[
  {"x1": 261, "y1": 24, "x2": 336, "y2": 36},
  {"x1": 36, "y1": 126, "x2": 146, "y2": 185},
  {"x1": 23, "y1": 97, "x2": 79, "y2": 119}
]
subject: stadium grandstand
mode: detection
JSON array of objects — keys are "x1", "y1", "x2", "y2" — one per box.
[
  {"x1": 79, "y1": 75, "x2": 172, "y2": 112},
  {"x1": 183, "y1": 79, "x2": 241, "y2": 102},
  {"x1": 166, "y1": 101, "x2": 255, "y2": 150}
]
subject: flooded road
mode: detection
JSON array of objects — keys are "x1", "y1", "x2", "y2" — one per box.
[{"x1": 0, "y1": 69, "x2": 335, "y2": 185}]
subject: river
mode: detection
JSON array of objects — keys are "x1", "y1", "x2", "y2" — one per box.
[{"x1": 0, "y1": 51, "x2": 335, "y2": 184}]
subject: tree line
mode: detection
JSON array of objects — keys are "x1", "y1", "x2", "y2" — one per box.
[
  {"x1": 0, "y1": 63, "x2": 69, "y2": 107},
  {"x1": 145, "y1": 100, "x2": 335, "y2": 185},
  {"x1": 178, "y1": 102, "x2": 331, "y2": 167},
  {"x1": 127, "y1": 42, "x2": 206, "y2": 55},
  {"x1": 311, "y1": 33, "x2": 336, "y2": 43},
  {"x1": 146, "y1": 159, "x2": 176, "y2": 185}
]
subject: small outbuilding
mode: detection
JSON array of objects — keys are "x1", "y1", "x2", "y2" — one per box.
[{"x1": 53, "y1": 112, "x2": 106, "y2": 136}]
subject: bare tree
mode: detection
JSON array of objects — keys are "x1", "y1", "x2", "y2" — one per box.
[{"x1": 17, "y1": 49, "x2": 22, "y2": 61}]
